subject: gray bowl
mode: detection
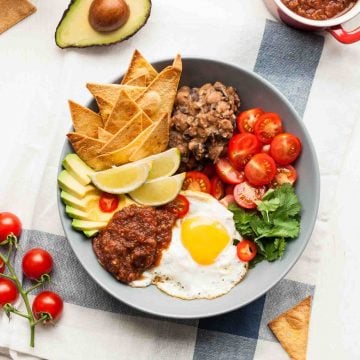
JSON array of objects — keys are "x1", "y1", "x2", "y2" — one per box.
[{"x1": 57, "y1": 58, "x2": 320, "y2": 319}]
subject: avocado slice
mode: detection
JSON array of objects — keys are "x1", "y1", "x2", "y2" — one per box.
[
  {"x1": 58, "y1": 170, "x2": 97, "y2": 198},
  {"x1": 62, "y1": 153, "x2": 94, "y2": 186},
  {"x1": 55, "y1": 0, "x2": 152, "y2": 49},
  {"x1": 66, "y1": 205, "x2": 114, "y2": 222},
  {"x1": 83, "y1": 230, "x2": 98, "y2": 238},
  {"x1": 72, "y1": 219, "x2": 107, "y2": 231},
  {"x1": 61, "y1": 191, "x2": 99, "y2": 211}
]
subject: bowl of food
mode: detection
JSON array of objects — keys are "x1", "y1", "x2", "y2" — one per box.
[
  {"x1": 57, "y1": 51, "x2": 320, "y2": 318},
  {"x1": 264, "y1": 0, "x2": 360, "y2": 44}
]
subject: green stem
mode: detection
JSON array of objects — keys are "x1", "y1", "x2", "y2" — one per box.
[
  {"x1": 8, "y1": 307, "x2": 30, "y2": 320},
  {"x1": 0, "y1": 272, "x2": 15, "y2": 281},
  {"x1": 25, "y1": 281, "x2": 44, "y2": 295}
]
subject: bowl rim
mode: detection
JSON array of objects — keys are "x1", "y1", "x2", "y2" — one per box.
[{"x1": 57, "y1": 57, "x2": 320, "y2": 319}]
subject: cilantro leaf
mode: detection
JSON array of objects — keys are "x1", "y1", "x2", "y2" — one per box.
[{"x1": 263, "y1": 238, "x2": 287, "y2": 261}]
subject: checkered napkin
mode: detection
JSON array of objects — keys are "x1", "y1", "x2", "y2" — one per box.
[{"x1": 1, "y1": 0, "x2": 357, "y2": 358}]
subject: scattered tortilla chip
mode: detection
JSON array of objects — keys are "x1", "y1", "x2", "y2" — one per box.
[
  {"x1": 268, "y1": 296, "x2": 312, "y2": 360},
  {"x1": 97, "y1": 128, "x2": 113, "y2": 142},
  {"x1": 0, "y1": 0, "x2": 36, "y2": 35},
  {"x1": 129, "y1": 113, "x2": 169, "y2": 161},
  {"x1": 67, "y1": 133, "x2": 105, "y2": 163},
  {"x1": 100, "y1": 112, "x2": 143, "y2": 153},
  {"x1": 68, "y1": 100, "x2": 103, "y2": 138},
  {"x1": 104, "y1": 90, "x2": 141, "y2": 134},
  {"x1": 126, "y1": 74, "x2": 147, "y2": 87},
  {"x1": 121, "y1": 49, "x2": 158, "y2": 86},
  {"x1": 89, "y1": 123, "x2": 156, "y2": 170},
  {"x1": 135, "y1": 62, "x2": 182, "y2": 121}
]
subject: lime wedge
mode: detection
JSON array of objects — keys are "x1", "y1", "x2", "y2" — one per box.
[
  {"x1": 91, "y1": 162, "x2": 152, "y2": 194},
  {"x1": 143, "y1": 148, "x2": 181, "y2": 180},
  {"x1": 129, "y1": 173, "x2": 186, "y2": 206}
]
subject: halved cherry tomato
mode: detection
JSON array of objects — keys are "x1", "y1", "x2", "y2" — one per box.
[
  {"x1": 225, "y1": 184, "x2": 235, "y2": 195},
  {"x1": 270, "y1": 133, "x2": 302, "y2": 165},
  {"x1": 0, "y1": 212, "x2": 22, "y2": 243},
  {"x1": 261, "y1": 144, "x2": 270, "y2": 154},
  {"x1": 99, "y1": 193, "x2": 119, "y2": 213},
  {"x1": 220, "y1": 195, "x2": 235, "y2": 208},
  {"x1": 202, "y1": 163, "x2": 216, "y2": 178},
  {"x1": 215, "y1": 158, "x2": 245, "y2": 185},
  {"x1": 237, "y1": 240, "x2": 257, "y2": 262},
  {"x1": 236, "y1": 108, "x2": 264, "y2": 133},
  {"x1": 22, "y1": 248, "x2": 53, "y2": 280},
  {"x1": 32, "y1": 291, "x2": 63, "y2": 323},
  {"x1": 272, "y1": 165, "x2": 297, "y2": 187},
  {"x1": 182, "y1": 171, "x2": 211, "y2": 193},
  {"x1": 234, "y1": 182, "x2": 266, "y2": 209},
  {"x1": 244, "y1": 153, "x2": 277, "y2": 186},
  {"x1": 210, "y1": 176, "x2": 225, "y2": 200},
  {"x1": 228, "y1": 133, "x2": 261, "y2": 170},
  {"x1": 254, "y1": 112, "x2": 283, "y2": 144},
  {"x1": 0, "y1": 278, "x2": 18, "y2": 307},
  {"x1": 163, "y1": 194, "x2": 190, "y2": 218},
  {"x1": 0, "y1": 259, "x2": 5, "y2": 274}
]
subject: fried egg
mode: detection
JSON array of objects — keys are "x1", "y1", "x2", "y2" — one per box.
[{"x1": 130, "y1": 190, "x2": 248, "y2": 299}]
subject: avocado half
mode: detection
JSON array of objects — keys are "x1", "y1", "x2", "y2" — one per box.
[{"x1": 55, "y1": 0, "x2": 152, "y2": 48}]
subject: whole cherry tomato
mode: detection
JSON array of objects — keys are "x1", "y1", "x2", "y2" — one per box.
[
  {"x1": 0, "y1": 278, "x2": 19, "y2": 307},
  {"x1": 32, "y1": 291, "x2": 64, "y2": 323},
  {"x1": 22, "y1": 248, "x2": 53, "y2": 280},
  {"x1": 0, "y1": 212, "x2": 22, "y2": 243}
]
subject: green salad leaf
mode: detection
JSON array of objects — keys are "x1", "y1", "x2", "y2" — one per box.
[{"x1": 229, "y1": 184, "x2": 301, "y2": 266}]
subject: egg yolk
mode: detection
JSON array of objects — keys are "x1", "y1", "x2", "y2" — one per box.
[{"x1": 181, "y1": 216, "x2": 230, "y2": 265}]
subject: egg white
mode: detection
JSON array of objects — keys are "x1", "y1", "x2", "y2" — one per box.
[{"x1": 130, "y1": 190, "x2": 248, "y2": 299}]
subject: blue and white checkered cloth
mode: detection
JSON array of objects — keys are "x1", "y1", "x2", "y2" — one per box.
[{"x1": 1, "y1": 0, "x2": 356, "y2": 358}]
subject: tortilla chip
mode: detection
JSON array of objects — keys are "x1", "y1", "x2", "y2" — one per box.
[
  {"x1": 99, "y1": 112, "x2": 143, "y2": 153},
  {"x1": 68, "y1": 100, "x2": 103, "y2": 138},
  {"x1": 121, "y1": 49, "x2": 158, "y2": 86},
  {"x1": 141, "y1": 112, "x2": 152, "y2": 131},
  {"x1": 135, "y1": 62, "x2": 182, "y2": 121},
  {"x1": 97, "y1": 128, "x2": 113, "y2": 142},
  {"x1": 172, "y1": 54, "x2": 182, "y2": 72},
  {"x1": 0, "y1": 0, "x2": 36, "y2": 34},
  {"x1": 93, "y1": 96, "x2": 113, "y2": 123},
  {"x1": 67, "y1": 133, "x2": 105, "y2": 164},
  {"x1": 104, "y1": 90, "x2": 141, "y2": 134},
  {"x1": 268, "y1": 296, "x2": 312, "y2": 360},
  {"x1": 129, "y1": 113, "x2": 169, "y2": 161},
  {"x1": 126, "y1": 75, "x2": 147, "y2": 87},
  {"x1": 89, "y1": 123, "x2": 156, "y2": 170}
]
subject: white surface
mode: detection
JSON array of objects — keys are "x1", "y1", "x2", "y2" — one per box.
[{"x1": 0, "y1": 0, "x2": 359, "y2": 358}]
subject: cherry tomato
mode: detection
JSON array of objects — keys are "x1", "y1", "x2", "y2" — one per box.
[
  {"x1": 261, "y1": 144, "x2": 271, "y2": 154},
  {"x1": 0, "y1": 212, "x2": 22, "y2": 243},
  {"x1": 0, "y1": 278, "x2": 18, "y2": 307},
  {"x1": 202, "y1": 163, "x2": 216, "y2": 178},
  {"x1": 210, "y1": 176, "x2": 225, "y2": 200},
  {"x1": 244, "y1": 153, "x2": 277, "y2": 186},
  {"x1": 163, "y1": 194, "x2": 190, "y2": 218},
  {"x1": 215, "y1": 158, "x2": 245, "y2": 185},
  {"x1": 225, "y1": 184, "x2": 235, "y2": 196},
  {"x1": 233, "y1": 182, "x2": 266, "y2": 209},
  {"x1": 270, "y1": 133, "x2": 302, "y2": 165},
  {"x1": 220, "y1": 195, "x2": 235, "y2": 208},
  {"x1": 99, "y1": 193, "x2": 119, "y2": 213},
  {"x1": 236, "y1": 108, "x2": 264, "y2": 133},
  {"x1": 272, "y1": 165, "x2": 297, "y2": 187},
  {"x1": 0, "y1": 259, "x2": 5, "y2": 274},
  {"x1": 237, "y1": 240, "x2": 257, "y2": 262},
  {"x1": 254, "y1": 112, "x2": 283, "y2": 144},
  {"x1": 182, "y1": 171, "x2": 211, "y2": 193},
  {"x1": 22, "y1": 248, "x2": 53, "y2": 280},
  {"x1": 228, "y1": 133, "x2": 261, "y2": 170},
  {"x1": 32, "y1": 291, "x2": 64, "y2": 323}
]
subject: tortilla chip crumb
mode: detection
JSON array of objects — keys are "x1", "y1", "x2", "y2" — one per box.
[
  {"x1": 0, "y1": 0, "x2": 36, "y2": 35},
  {"x1": 268, "y1": 296, "x2": 312, "y2": 360}
]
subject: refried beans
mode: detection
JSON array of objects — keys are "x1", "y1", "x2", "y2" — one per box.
[
  {"x1": 281, "y1": 0, "x2": 356, "y2": 20},
  {"x1": 92, "y1": 205, "x2": 177, "y2": 283}
]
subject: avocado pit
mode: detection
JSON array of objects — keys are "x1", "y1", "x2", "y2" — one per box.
[{"x1": 89, "y1": 0, "x2": 130, "y2": 32}]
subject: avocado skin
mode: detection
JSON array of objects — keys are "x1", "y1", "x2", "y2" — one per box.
[{"x1": 55, "y1": 0, "x2": 152, "y2": 49}]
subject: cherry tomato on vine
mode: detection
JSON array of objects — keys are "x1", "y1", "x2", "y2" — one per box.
[
  {"x1": 233, "y1": 182, "x2": 266, "y2": 209},
  {"x1": 210, "y1": 176, "x2": 225, "y2": 200},
  {"x1": 270, "y1": 133, "x2": 302, "y2": 165},
  {"x1": 0, "y1": 212, "x2": 22, "y2": 243},
  {"x1": 99, "y1": 193, "x2": 119, "y2": 213},
  {"x1": 182, "y1": 171, "x2": 211, "y2": 193},
  {"x1": 215, "y1": 158, "x2": 245, "y2": 185},
  {"x1": 244, "y1": 153, "x2": 277, "y2": 186},
  {"x1": 163, "y1": 194, "x2": 190, "y2": 219},
  {"x1": 254, "y1": 112, "x2": 283, "y2": 144},
  {"x1": 236, "y1": 108, "x2": 264, "y2": 133},
  {"x1": 237, "y1": 240, "x2": 257, "y2": 262},
  {"x1": 22, "y1": 248, "x2": 53, "y2": 280},
  {"x1": 0, "y1": 278, "x2": 19, "y2": 307},
  {"x1": 32, "y1": 291, "x2": 64, "y2": 323}
]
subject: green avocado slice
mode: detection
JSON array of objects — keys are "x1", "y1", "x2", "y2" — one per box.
[
  {"x1": 62, "y1": 153, "x2": 94, "y2": 186},
  {"x1": 72, "y1": 219, "x2": 107, "y2": 231},
  {"x1": 55, "y1": 0, "x2": 152, "y2": 48},
  {"x1": 83, "y1": 230, "x2": 98, "y2": 238}
]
